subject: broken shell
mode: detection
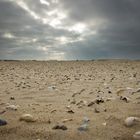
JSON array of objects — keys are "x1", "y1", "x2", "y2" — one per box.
[
  {"x1": 6, "y1": 105, "x2": 18, "y2": 111},
  {"x1": 67, "y1": 109, "x2": 75, "y2": 114},
  {"x1": 87, "y1": 101, "x2": 95, "y2": 107},
  {"x1": 78, "y1": 123, "x2": 88, "y2": 131},
  {"x1": 133, "y1": 131, "x2": 140, "y2": 140},
  {"x1": 124, "y1": 117, "x2": 140, "y2": 127},
  {"x1": 52, "y1": 124, "x2": 67, "y2": 130},
  {"x1": 120, "y1": 96, "x2": 130, "y2": 103},
  {"x1": 0, "y1": 119, "x2": 7, "y2": 126},
  {"x1": 19, "y1": 114, "x2": 36, "y2": 122},
  {"x1": 62, "y1": 118, "x2": 73, "y2": 123}
]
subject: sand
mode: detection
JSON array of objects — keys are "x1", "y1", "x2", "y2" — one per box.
[{"x1": 0, "y1": 60, "x2": 140, "y2": 140}]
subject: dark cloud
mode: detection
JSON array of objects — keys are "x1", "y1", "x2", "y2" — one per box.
[{"x1": 0, "y1": 0, "x2": 140, "y2": 60}]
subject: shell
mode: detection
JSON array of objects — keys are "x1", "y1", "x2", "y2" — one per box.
[
  {"x1": 6, "y1": 105, "x2": 18, "y2": 111},
  {"x1": 0, "y1": 119, "x2": 7, "y2": 126},
  {"x1": 19, "y1": 114, "x2": 36, "y2": 122},
  {"x1": 78, "y1": 123, "x2": 88, "y2": 131},
  {"x1": 133, "y1": 131, "x2": 140, "y2": 140},
  {"x1": 124, "y1": 117, "x2": 140, "y2": 127}
]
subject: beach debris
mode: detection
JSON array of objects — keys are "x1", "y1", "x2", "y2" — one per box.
[
  {"x1": 106, "y1": 98, "x2": 116, "y2": 101},
  {"x1": 76, "y1": 100, "x2": 87, "y2": 106},
  {"x1": 72, "y1": 89, "x2": 85, "y2": 97},
  {"x1": 78, "y1": 123, "x2": 88, "y2": 131},
  {"x1": 94, "y1": 107, "x2": 100, "y2": 113},
  {"x1": 124, "y1": 117, "x2": 140, "y2": 127},
  {"x1": 116, "y1": 89, "x2": 126, "y2": 96},
  {"x1": 95, "y1": 98, "x2": 104, "y2": 104},
  {"x1": 133, "y1": 131, "x2": 140, "y2": 140},
  {"x1": 52, "y1": 124, "x2": 67, "y2": 130},
  {"x1": 120, "y1": 96, "x2": 130, "y2": 103},
  {"x1": 0, "y1": 110, "x2": 6, "y2": 114},
  {"x1": 87, "y1": 101, "x2": 95, "y2": 107},
  {"x1": 10, "y1": 96, "x2": 15, "y2": 100},
  {"x1": 19, "y1": 114, "x2": 36, "y2": 122},
  {"x1": 70, "y1": 99, "x2": 76, "y2": 104},
  {"x1": 51, "y1": 109, "x2": 57, "y2": 113},
  {"x1": 78, "y1": 117, "x2": 90, "y2": 132},
  {"x1": 0, "y1": 119, "x2": 7, "y2": 126},
  {"x1": 48, "y1": 86, "x2": 57, "y2": 91},
  {"x1": 6, "y1": 105, "x2": 18, "y2": 111},
  {"x1": 132, "y1": 88, "x2": 140, "y2": 94},
  {"x1": 66, "y1": 106, "x2": 75, "y2": 114},
  {"x1": 67, "y1": 109, "x2": 75, "y2": 114},
  {"x1": 62, "y1": 118, "x2": 73, "y2": 123},
  {"x1": 102, "y1": 122, "x2": 107, "y2": 126},
  {"x1": 83, "y1": 117, "x2": 90, "y2": 123}
]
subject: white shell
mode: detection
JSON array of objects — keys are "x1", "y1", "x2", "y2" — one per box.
[
  {"x1": 124, "y1": 117, "x2": 140, "y2": 127},
  {"x1": 133, "y1": 131, "x2": 140, "y2": 140},
  {"x1": 19, "y1": 114, "x2": 36, "y2": 122},
  {"x1": 6, "y1": 105, "x2": 18, "y2": 110}
]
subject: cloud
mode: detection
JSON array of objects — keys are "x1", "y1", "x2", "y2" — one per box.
[{"x1": 0, "y1": 0, "x2": 140, "y2": 60}]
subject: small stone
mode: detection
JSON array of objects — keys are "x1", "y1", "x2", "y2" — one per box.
[
  {"x1": 10, "y1": 96, "x2": 15, "y2": 100},
  {"x1": 52, "y1": 124, "x2": 67, "y2": 130},
  {"x1": 133, "y1": 131, "x2": 140, "y2": 140},
  {"x1": 124, "y1": 117, "x2": 140, "y2": 127},
  {"x1": 70, "y1": 100, "x2": 76, "y2": 104},
  {"x1": 19, "y1": 114, "x2": 36, "y2": 122},
  {"x1": 0, "y1": 119, "x2": 7, "y2": 126}
]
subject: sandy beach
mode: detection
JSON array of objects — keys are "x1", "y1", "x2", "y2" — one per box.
[{"x1": 0, "y1": 60, "x2": 140, "y2": 140}]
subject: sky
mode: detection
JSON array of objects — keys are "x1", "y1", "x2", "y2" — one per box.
[{"x1": 0, "y1": 0, "x2": 140, "y2": 60}]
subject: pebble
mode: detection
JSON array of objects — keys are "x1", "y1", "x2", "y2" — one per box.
[
  {"x1": 133, "y1": 131, "x2": 140, "y2": 140},
  {"x1": 19, "y1": 114, "x2": 36, "y2": 122},
  {"x1": 10, "y1": 96, "x2": 15, "y2": 100},
  {"x1": 124, "y1": 117, "x2": 140, "y2": 127},
  {"x1": 0, "y1": 119, "x2": 7, "y2": 126},
  {"x1": 52, "y1": 124, "x2": 67, "y2": 130}
]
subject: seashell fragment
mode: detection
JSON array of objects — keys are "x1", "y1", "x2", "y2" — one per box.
[
  {"x1": 120, "y1": 96, "x2": 131, "y2": 103},
  {"x1": 78, "y1": 123, "x2": 88, "y2": 131},
  {"x1": 6, "y1": 105, "x2": 18, "y2": 111},
  {"x1": 52, "y1": 124, "x2": 67, "y2": 130},
  {"x1": 19, "y1": 114, "x2": 36, "y2": 122},
  {"x1": 124, "y1": 117, "x2": 140, "y2": 127},
  {"x1": 0, "y1": 119, "x2": 7, "y2": 126},
  {"x1": 133, "y1": 131, "x2": 140, "y2": 140}
]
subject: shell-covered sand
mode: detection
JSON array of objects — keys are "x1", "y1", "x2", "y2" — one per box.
[{"x1": 0, "y1": 60, "x2": 140, "y2": 140}]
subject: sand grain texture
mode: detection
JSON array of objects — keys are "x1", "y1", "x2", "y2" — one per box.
[{"x1": 0, "y1": 60, "x2": 140, "y2": 140}]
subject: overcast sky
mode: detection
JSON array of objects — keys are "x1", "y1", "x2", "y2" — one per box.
[{"x1": 0, "y1": 0, "x2": 140, "y2": 60}]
